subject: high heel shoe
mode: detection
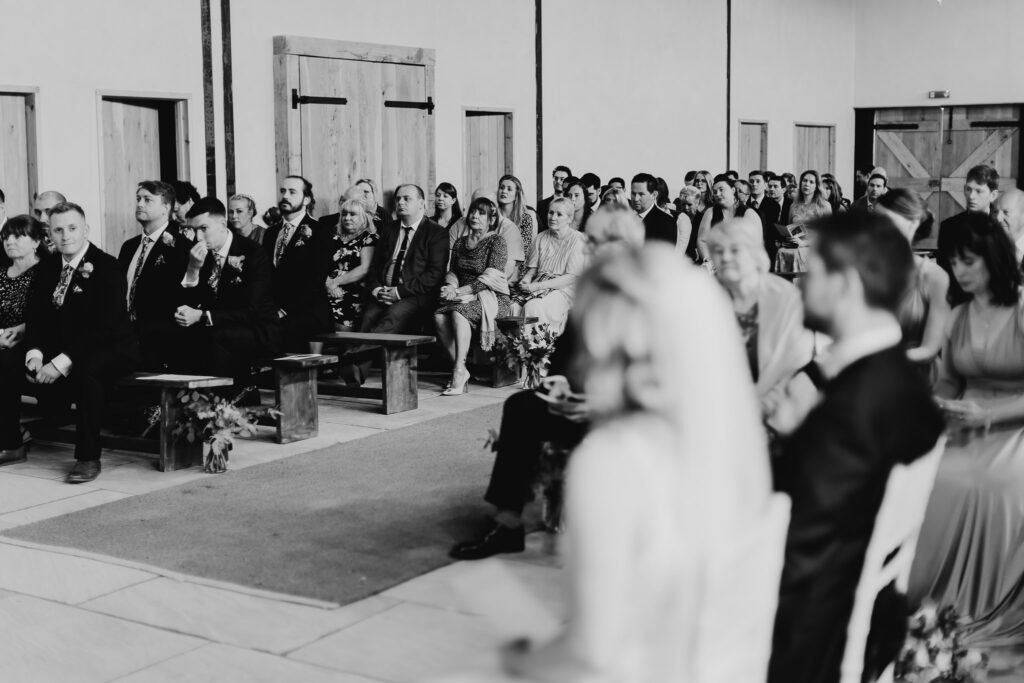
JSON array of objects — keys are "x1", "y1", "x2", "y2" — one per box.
[{"x1": 442, "y1": 367, "x2": 471, "y2": 396}]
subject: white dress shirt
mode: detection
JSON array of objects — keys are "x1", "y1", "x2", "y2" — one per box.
[
  {"x1": 126, "y1": 222, "x2": 169, "y2": 301},
  {"x1": 1015, "y1": 232, "x2": 1024, "y2": 265},
  {"x1": 25, "y1": 244, "x2": 92, "y2": 377}
]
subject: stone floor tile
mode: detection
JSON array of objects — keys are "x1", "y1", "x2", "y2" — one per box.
[
  {"x1": 0, "y1": 473, "x2": 100, "y2": 514},
  {"x1": 289, "y1": 602, "x2": 502, "y2": 683},
  {"x1": 0, "y1": 594, "x2": 202, "y2": 682},
  {"x1": 0, "y1": 542, "x2": 154, "y2": 604},
  {"x1": 0, "y1": 489, "x2": 131, "y2": 530},
  {"x1": 114, "y1": 642, "x2": 380, "y2": 683},
  {"x1": 83, "y1": 578, "x2": 400, "y2": 655}
]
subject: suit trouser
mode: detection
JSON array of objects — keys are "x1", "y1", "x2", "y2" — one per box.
[
  {"x1": 0, "y1": 346, "x2": 25, "y2": 450},
  {"x1": 483, "y1": 390, "x2": 588, "y2": 515}
]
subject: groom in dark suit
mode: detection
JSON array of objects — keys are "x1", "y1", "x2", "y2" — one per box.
[
  {"x1": 767, "y1": 211, "x2": 945, "y2": 683},
  {"x1": 173, "y1": 198, "x2": 282, "y2": 379},
  {"x1": 24, "y1": 203, "x2": 140, "y2": 483}
]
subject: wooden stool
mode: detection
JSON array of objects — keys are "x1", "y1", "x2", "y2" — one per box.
[{"x1": 272, "y1": 353, "x2": 337, "y2": 443}]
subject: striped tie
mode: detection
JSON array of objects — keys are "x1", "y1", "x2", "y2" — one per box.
[{"x1": 127, "y1": 236, "x2": 152, "y2": 321}]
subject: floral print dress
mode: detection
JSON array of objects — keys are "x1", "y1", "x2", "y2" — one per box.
[{"x1": 328, "y1": 230, "x2": 378, "y2": 328}]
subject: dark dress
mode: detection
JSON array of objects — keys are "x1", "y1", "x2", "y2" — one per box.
[
  {"x1": 736, "y1": 303, "x2": 760, "y2": 382},
  {"x1": 0, "y1": 264, "x2": 37, "y2": 449},
  {"x1": 435, "y1": 234, "x2": 511, "y2": 325},
  {"x1": 328, "y1": 230, "x2": 379, "y2": 329}
]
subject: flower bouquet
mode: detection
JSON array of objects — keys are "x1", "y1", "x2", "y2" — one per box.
[
  {"x1": 491, "y1": 322, "x2": 558, "y2": 389},
  {"x1": 483, "y1": 428, "x2": 568, "y2": 533},
  {"x1": 895, "y1": 604, "x2": 987, "y2": 682}
]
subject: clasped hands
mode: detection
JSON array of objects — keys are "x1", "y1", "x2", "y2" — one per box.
[
  {"x1": 175, "y1": 305, "x2": 203, "y2": 327},
  {"x1": 375, "y1": 287, "x2": 399, "y2": 305},
  {"x1": 937, "y1": 397, "x2": 991, "y2": 430},
  {"x1": 24, "y1": 357, "x2": 62, "y2": 385},
  {"x1": 517, "y1": 280, "x2": 540, "y2": 294},
  {"x1": 0, "y1": 328, "x2": 21, "y2": 350},
  {"x1": 439, "y1": 284, "x2": 459, "y2": 302}
]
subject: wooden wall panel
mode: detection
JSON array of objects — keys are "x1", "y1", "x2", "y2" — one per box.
[
  {"x1": 738, "y1": 122, "x2": 766, "y2": 176},
  {"x1": 794, "y1": 124, "x2": 834, "y2": 176},
  {"x1": 381, "y1": 62, "x2": 429, "y2": 212},
  {"x1": 0, "y1": 95, "x2": 31, "y2": 216},
  {"x1": 101, "y1": 99, "x2": 161, "y2": 249}
]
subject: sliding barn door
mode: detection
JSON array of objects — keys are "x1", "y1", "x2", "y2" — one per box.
[{"x1": 0, "y1": 92, "x2": 37, "y2": 217}]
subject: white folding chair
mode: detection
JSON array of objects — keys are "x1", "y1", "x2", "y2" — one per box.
[{"x1": 839, "y1": 436, "x2": 947, "y2": 683}]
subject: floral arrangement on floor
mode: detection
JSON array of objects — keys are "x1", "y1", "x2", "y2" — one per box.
[
  {"x1": 491, "y1": 322, "x2": 558, "y2": 389},
  {"x1": 145, "y1": 387, "x2": 278, "y2": 473},
  {"x1": 895, "y1": 604, "x2": 987, "y2": 682},
  {"x1": 483, "y1": 428, "x2": 568, "y2": 533}
]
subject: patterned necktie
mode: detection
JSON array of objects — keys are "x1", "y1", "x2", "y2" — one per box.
[
  {"x1": 127, "y1": 236, "x2": 152, "y2": 321},
  {"x1": 208, "y1": 253, "x2": 225, "y2": 291},
  {"x1": 52, "y1": 264, "x2": 75, "y2": 308},
  {"x1": 274, "y1": 222, "x2": 294, "y2": 266},
  {"x1": 389, "y1": 227, "x2": 412, "y2": 286}
]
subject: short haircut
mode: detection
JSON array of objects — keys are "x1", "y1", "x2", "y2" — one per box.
[
  {"x1": 725, "y1": 170, "x2": 740, "y2": 180},
  {"x1": 396, "y1": 183, "x2": 425, "y2": 201},
  {"x1": 748, "y1": 170, "x2": 767, "y2": 182},
  {"x1": 466, "y1": 196, "x2": 500, "y2": 230},
  {"x1": 186, "y1": 196, "x2": 226, "y2": 219},
  {"x1": 355, "y1": 178, "x2": 379, "y2": 199},
  {"x1": 580, "y1": 172, "x2": 601, "y2": 190},
  {"x1": 683, "y1": 171, "x2": 697, "y2": 184},
  {"x1": 48, "y1": 201, "x2": 86, "y2": 221},
  {"x1": 812, "y1": 210, "x2": 914, "y2": 313},
  {"x1": 285, "y1": 174, "x2": 316, "y2": 214},
  {"x1": 0, "y1": 214, "x2": 48, "y2": 258},
  {"x1": 609, "y1": 176, "x2": 625, "y2": 187},
  {"x1": 229, "y1": 193, "x2": 257, "y2": 216},
  {"x1": 766, "y1": 173, "x2": 783, "y2": 186},
  {"x1": 37, "y1": 190, "x2": 67, "y2": 203},
  {"x1": 965, "y1": 164, "x2": 999, "y2": 191},
  {"x1": 138, "y1": 180, "x2": 176, "y2": 207},
  {"x1": 734, "y1": 179, "x2": 752, "y2": 195},
  {"x1": 712, "y1": 173, "x2": 734, "y2": 187},
  {"x1": 868, "y1": 173, "x2": 888, "y2": 186},
  {"x1": 630, "y1": 173, "x2": 658, "y2": 194},
  {"x1": 938, "y1": 211, "x2": 1021, "y2": 307},
  {"x1": 549, "y1": 196, "x2": 575, "y2": 216},
  {"x1": 553, "y1": 165, "x2": 573, "y2": 177},
  {"x1": 172, "y1": 180, "x2": 200, "y2": 205}
]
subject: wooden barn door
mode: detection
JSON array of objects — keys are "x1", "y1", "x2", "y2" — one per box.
[
  {"x1": 794, "y1": 124, "x2": 835, "y2": 175},
  {"x1": 464, "y1": 111, "x2": 513, "y2": 197},
  {"x1": 277, "y1": 37, "x2": 436, "y2": 219},
  {"x1": 0, "y1": 91, "x2": 37, "y2": 217},
  {"x1": 874, "y1": 105, "x2": 1020, "y2": 248},
  {"x1": 738, "y1": 121, "x2": 767, "y2": 176}
]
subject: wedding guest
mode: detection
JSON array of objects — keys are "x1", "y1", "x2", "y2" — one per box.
[
  {"x1": 450, "y1": 207, "x2": 644, "y2": 561},
  {"x1": 117, "y1": 180, "x2": 193, "y2": 371},
  {"x1": 695, "y1": 174, "x2": 761, "y2": 261},
  {"x1": 693, "y1": 170, "x2": 714, "y2": 209},
  {"x1": 355, "y1": 178, "x2": 391, "y2": 231},
  {"x1": 497, "y1": 174, "x2": 537, "y2": 271},
  {"x1": 789, "y1": 170, "x2": 832, "y2": 225},
  {"x1": 768, "y1": 211, "x2": 944, "y2": 683},
  {"x1": 599, "y1": 187, "x2": 630, "y2": 210},
  {"x1": 449, "y1": 189, "x2": 524, "y2": 283},
  {"x1": 325, "y1": 198, "x2": 378, "y2": 331},
  {"x1": 734, "y1": 179, "x2": 752, "y2": 206},
  {"x1": 227, "y1": 193, "x2": 265, "y2": 244},
  {"x1": 749, "y1": 170, "x2": 783, "y2": 264},
  {"x1": 631, "y1": 173, "x2": 676, "y2": 245},
  {"x1": 33, "y1": 190, "x2": 66, "y2": 227},
  {"x1": 431, "y1": 182, "x2": 462, "y2": 229},
  {"x1": 909, "y1": 212, "x2": 1024, "y2": 651},
  {"x1": 674, "y1": 196, "x2": 698, "y2": 262},
  {"x1": 23, "y1": 202, "x2": 140, "y2": 484},
  {"x1": 0, "y1": 216, "x2": 47, "y2": 465},
  {"x1": 994, "y1": 187, "x2": 1024, "y2": 265},
  {"x1": 655, "y1": 176, "x2": 675, "y2": 215},
  {"x1": 580, "y1": 172, "x2": 601, "y2": 213},
  {"x1": 937, "y1": 165, "x2": 1000, "y2": 266},
  {"x1": 174, "y1": 198, "x2": 281, "y2": 379},
  {"x1": 676, "y1": 184, "x2": 705, "y2": 224},
  {"x1": 263, "y1": 175, "x2": 333, "y2": 351},
  {"x1": 767, "y1": 173, "x2": 792, "y2": 225},
  {"x1": 564, "y1": 177, "x2": 591, "y2": 231},
  {"x1": 876, "y1": 188, "x2": 950, "y2": 363},
  {"x1": 502, "y1": 244, "x2": 774, "y2": 681},
  {"x1": 850, "y1": 173, "x2": 886, "y2": 212},
  {"x1": 434, "y1": 196, "x2": 511, "y2": 396},
  {"x1": 537, "y1": 165, "x2": 572, "y2": 232},
  {"x1": 707, "y1": 219, "x2": 815, "y2": 416},
  {"x1": 171, "y1": 181, "x2": 200, "y2": 224},
  {"x1": 607, "y1": 176, "x2": 625, "y2": 191},
  {"x1": 821, "y1": 175, "x2": 849, "y2": 213}
]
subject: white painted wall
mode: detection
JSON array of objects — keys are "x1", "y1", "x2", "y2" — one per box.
[
  {"x1": 731, "y1": 0, "x2": 856, "y2": 188},
  {"x1": 0, "y1": 0, "x2": 206, "y2": 249},
  {"x1": 229, "y1": 0, "x2": 538, "y2": 216},
  {"x1": 854, "y1": 0, "x2": 1024, "y2": 108},
  {"x1": 541, "y1": 0, "x2": 728, "y2": 198}
]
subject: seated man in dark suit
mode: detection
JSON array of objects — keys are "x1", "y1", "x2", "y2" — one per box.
[
  {"x1": 24, "y1": 202, "x2": 140, "y2": 484},
  {"x1": 537, "y1": 165, "x2": 572, "y2": 232},
  {"x1": 263, "y1": 175, "x2": 334, "y2": 351},
  {"x1": 118, "y1": 180, "x2": 194, "y2": 370},
  {"x1": 767, "y1": 211, "x2": 945, "y2": 683},
  {"x1": 749, "y1": 170, "x2": 782, "y2": 263},
  {"x1": 173, "y1": 198, "x2": 282, "y2": 380},
  {"x1": 631, "y1": 172, "x2": 676, "y2": 245}
]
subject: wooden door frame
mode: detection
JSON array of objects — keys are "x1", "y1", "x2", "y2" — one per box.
[
  {"x1": 273, "y1": 35, "x2": 437, "y2": 196},
  {"x1": 0, "y1": 85, "x2": 40, "y2": 213},
  {"x1": 793, "y1": 121, "x2": 836, "y2": 174},
  {"x1": 738, "y1": 119, "x2": 768, "y2": 171},
  {"x1": 462, "y1": 107, "x2": 514, "y2": 195}
]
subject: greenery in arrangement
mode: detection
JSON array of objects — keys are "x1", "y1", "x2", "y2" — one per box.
[
  {"x1": 491, "y1": 322, "x2": 558, "y2": 390},
  {"x1": 895, "y1": 604, "x2": 987, "y2": 682}
]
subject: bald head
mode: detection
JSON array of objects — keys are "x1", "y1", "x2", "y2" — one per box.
[
  {"x1": 34, "y1": 190, "x2": 68, "y2": 226},
  {"x1": 995, "y1": 187, "x2": 1024, "y2": 241}
]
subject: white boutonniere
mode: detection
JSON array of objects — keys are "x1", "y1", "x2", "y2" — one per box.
[
  {"x1": 226, "y1": 255, "x2": 245, "y2": 284},
  {"x1": 153, "y1": 254, "x2": 167, "y2": 267},
  {"x1": 161, "y1": 232, "x2": 176, "y2": 248},
  {"x1": 78, "y1": 262, "x2": 94, "y2": 279},
  {"x1": 182, "y1": 227, "x2": 196, "y2": 242},
  {"x1": 293, "y1": 224, "x2": 313, "y2": 248},
  {"x1": 72, "y1": 285, "x2": 83, "y2": 294}
]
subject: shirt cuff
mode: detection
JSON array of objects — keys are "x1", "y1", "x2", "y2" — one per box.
[
  {"x1": 181, "y1": 270, "x2": 200, "y2": 288},
  {"x1": 51, "y1": 354, "x2": 72, "y2": 377},
  {"x1": 25, "y1": 349, "x2": 42, "y2": 368},
  {"x1": 394, "y1": 287, "x2": 402, "y2": 301},
  {"x1": 372, "y1": 287, "x2": 382, "y2": 298},
  {"x1": 204, "y1": 311, "x2": 213, "y2": 327}
]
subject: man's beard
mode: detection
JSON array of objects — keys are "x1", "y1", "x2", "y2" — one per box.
[{"x1": 278, "y1": 200, "x2": 296, "y2": 213}]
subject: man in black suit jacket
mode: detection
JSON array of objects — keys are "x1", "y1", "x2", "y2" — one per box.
[
  {"x1": 263, "y1": 175, "x2": 333, "y2": 351},
  {"x1": 631, "y1": 172, "x2": 677, "y2": 245},
  {"x1": 767, "y1": 211, "x2": 944, "y2": 683},
  {"x1": 937, "y1": 165, "x2": 1000, "y2": 277},
  {"x1": 537, "y1": 165, "x2": 572, "y2": 232},
  {"x1": 361, "y1": 183, "x2": 449, "y2": 335},
  {"x1": 118, "y1": 180, "x2": 194, "y2": 370},
  {"x1": 173, "y1": 198, "x2": 282, "y2": 379},
  {"x1": 24, "y1": 202, "x2": 140, "y2": 483},
  {"x1": 749, "y1": 170, "x2": 782, "y2": 263}
]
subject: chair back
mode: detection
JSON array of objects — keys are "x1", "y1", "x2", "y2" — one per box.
[
  {"x1": 839, "y1": 436, "x2": 946, "y2": 683},
  {"x1": 694, "y1": 493, "x2": 791, "y2": 682}
]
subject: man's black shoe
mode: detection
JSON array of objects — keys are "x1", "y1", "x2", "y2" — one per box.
[
  {"x1": 66, "y1": 460, "x2": 101, "y2": 484},
  {"x1": 449, "y1": 523, "x2": 525, "y2": 560},
  {"x1": 0, "y1": 446, "x2": 27, "y2": 467}
]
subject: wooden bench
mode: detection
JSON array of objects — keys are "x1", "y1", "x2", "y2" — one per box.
[
  {"x1": 313, "y1": 331, "x2": 435, "y2": 414},
  {"x1": 270, "y1": 353, "x2": 337, "y2": 443}
]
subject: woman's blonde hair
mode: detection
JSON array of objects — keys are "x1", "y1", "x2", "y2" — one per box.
[
  {"x1": 705, "y1": 217, "x2": 770, "y2": 275},
  {"x1": 338, "y1": 198, "x2": 374, "y2": 234},
  {"x1": 600, "y1": 186, "x2": 630, "y2": 210},
  {"x1": 548, "y1": 196, "x2": 575, "y2": 222},
  {"x1": 584, "y1": 205, "x2": 644, "y2": 248}
]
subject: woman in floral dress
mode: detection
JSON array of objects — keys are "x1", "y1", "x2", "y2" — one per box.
[{"x1": 325, "y1": 199, "x2": 378, "y2": 330}]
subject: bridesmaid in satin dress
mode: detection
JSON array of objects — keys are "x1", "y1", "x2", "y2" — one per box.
[{"x1": 909, "y1": 213, "x2": 1024, "y2": 652}]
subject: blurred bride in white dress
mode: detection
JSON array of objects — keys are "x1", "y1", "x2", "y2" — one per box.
[{"x1": 488, "y1": 244, "x2": 786, "y2": 682}]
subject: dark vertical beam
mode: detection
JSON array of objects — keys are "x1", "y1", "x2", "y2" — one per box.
[
  {"x1": 200, "y1": 0, "x2": 217, "y2": 194},
  {"x1": 725, "y1": 0, "x2": 732, "y2": 170},
  {"x1": 535, "y1": 0, "x2": 543, "y2": 208},
  {"x1": 220, "y1": 0, "x2": 236, "y2": 196}
]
